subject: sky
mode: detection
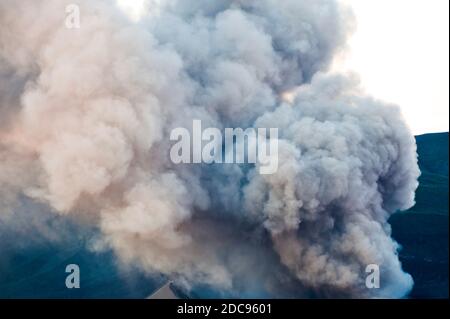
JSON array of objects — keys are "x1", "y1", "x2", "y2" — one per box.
[
  {"x1": 118, "y1": 0, "x2": 449, "y2": 135},
  {"x1": 337, "y1": 0, "x2": 449, "y2": 135}
]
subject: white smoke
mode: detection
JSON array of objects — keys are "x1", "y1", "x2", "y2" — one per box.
[{"x1": 0, "y1": 0, "x2": 419, "y2": 298}]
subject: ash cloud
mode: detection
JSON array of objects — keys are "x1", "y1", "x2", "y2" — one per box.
[{"x1": 0, "y1": 0, "x2": 419, "y2": 298}]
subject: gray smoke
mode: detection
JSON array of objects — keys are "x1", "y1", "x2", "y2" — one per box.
[{"x1": 0, "y1": 0, "x2": 419, "y2": 298}]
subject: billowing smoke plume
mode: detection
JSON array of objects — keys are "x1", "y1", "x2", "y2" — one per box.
[{"x1": 0, "y1": 0, "x2": 419, "y2": 298}]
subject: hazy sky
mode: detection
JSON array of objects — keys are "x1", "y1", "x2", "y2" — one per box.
[
  {"x1": 337, "y1": 0, "x2": 449, "y2": 134},
  {"x1": 118, "y1": 0, "x2": 449, "y2": 135}
]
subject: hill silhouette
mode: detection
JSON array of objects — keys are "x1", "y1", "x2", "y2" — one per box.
[{"x1": 390, "y1": 132, "x2": 449, "y2": 298}]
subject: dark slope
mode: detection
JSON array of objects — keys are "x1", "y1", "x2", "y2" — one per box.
[
  {"x1": 390, "y1": 132, "x2": 449, "y2": 299},
  {"x1": 0, "y1": 204, "x2": 163, "y2": 299}
]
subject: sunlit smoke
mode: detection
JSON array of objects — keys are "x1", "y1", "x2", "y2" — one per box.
[{"x1": 0, "y1": 0, "x2": 419, "y2": 298}]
